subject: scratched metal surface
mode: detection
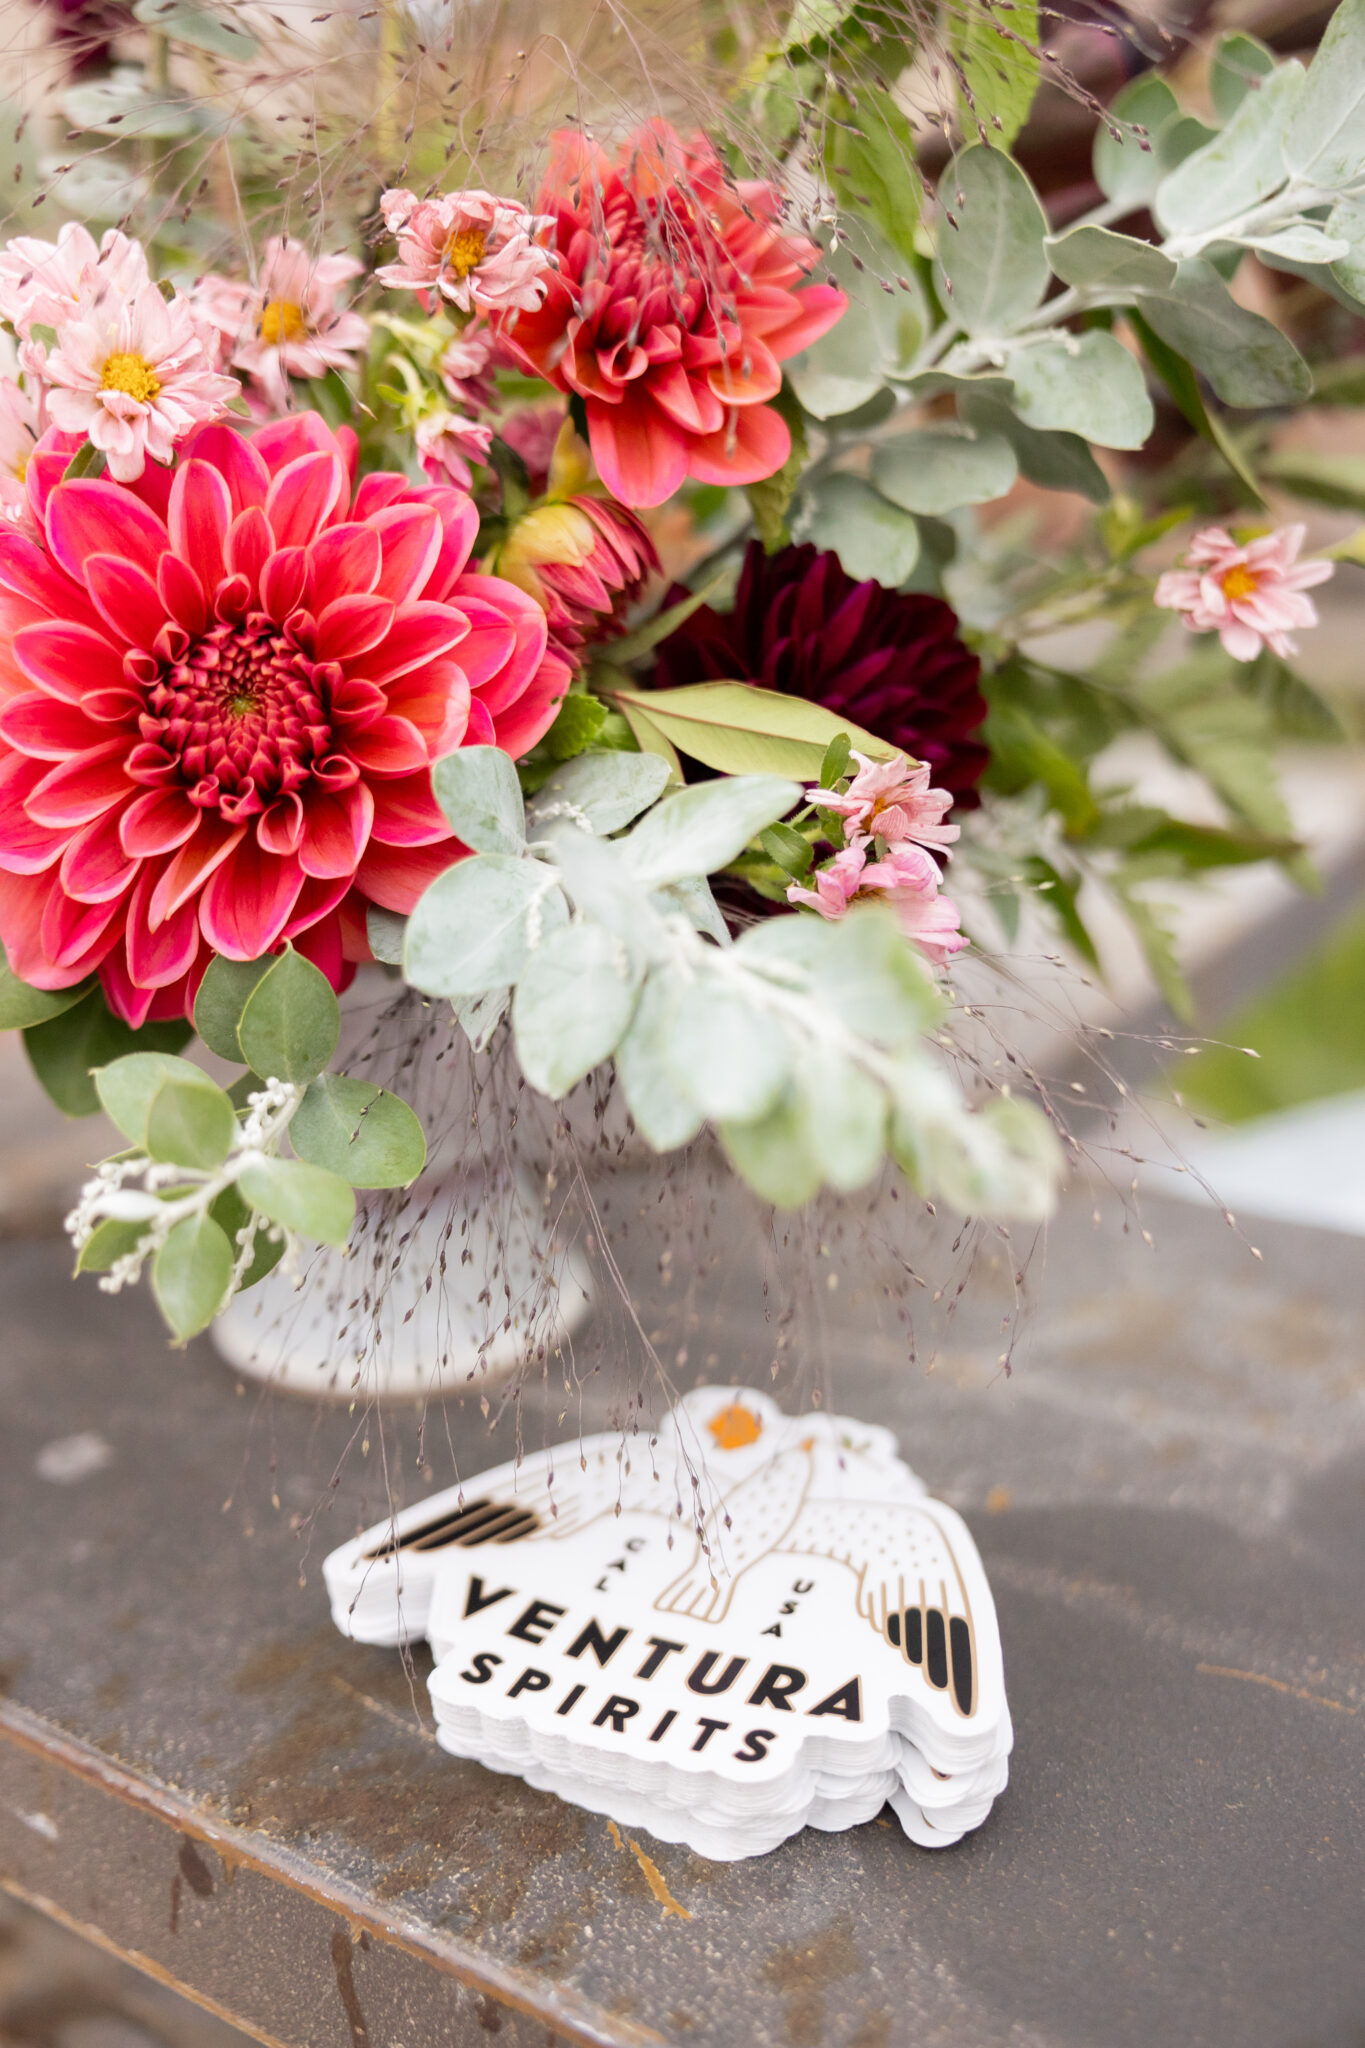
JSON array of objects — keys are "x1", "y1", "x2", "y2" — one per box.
[{"x1": 1, "y1": 1185, "x2": 1364, "y2": 2048}]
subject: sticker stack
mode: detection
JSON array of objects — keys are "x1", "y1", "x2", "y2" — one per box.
[{"x1": 324, "y1": 1387, "x2": 1012, "y2": 1860}]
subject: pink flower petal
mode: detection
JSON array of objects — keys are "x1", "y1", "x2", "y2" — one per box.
[
  {"x1": 315, "y1": 593, "x2": 397, "y2": 661},
  {"x1": 371, "y1": 503, "x2": 445, "y2": 604},
  {"x1": 198, "y1": 837, "x2": 303, "y2": 958},
  {"x1": 26, "y1": 742, "x2": 132, "y2": 826},
  {"x1": 687, "y1": 402, "x2": 791, "y2": 488},
  {"x1": 363, "y1": 601, "x2": 468, "y2": 682},
  {"x1": 168, "y1": 457, "x2": 232, "y2": 592},
  {"x1": 309, "y1": 521, "x2": 382, "y2": 603},
  {"x1": 84, "y1": 554, "x2": 167, "y2": 650},
  {"x1": 265, "y1": 449, "x2": 347, "y2": 550},
  {"x1": 299, "y1": 781, "x2": 375, "y2": 878},
  {"x1": 587, "y1": 389, "x2": 688, "y2": 507},
  {"x1": 13, "y1": 622, "x2": 126, "y2": 703},
  {"x1": 355, "y1": 835, "x2": 462, "y2": 913},
  {"x1": 46, "y1": 480, "x2": 168, "y2": 588},
  {"x1": 119, "y1": 787, "x2": 200, "y2": 857}
]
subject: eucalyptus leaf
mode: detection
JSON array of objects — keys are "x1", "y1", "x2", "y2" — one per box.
[
  {"x1": 872, "y1": 427, "x2": 1018, "y2": 514},
  {"x1": 366, "y1": 907, "x2": 406, "y2": 966},
  {"x1": 792, "y1": 1043, "x2": 887, "y2": 1192},
  {"x1": 193, "y1": 953, "x2": 273, "y2": 1062},
  {"x1": 1155, "y1": 61, "x2": 1303, "y2": 239},
  {"x1": 1093, "y1": 75, "x2": 1182, "y2": 207},
  {"x1": 1242, "y1": 225, "x2": 1349, "y2": 264},
  {"x1": 76, "y1": 1216, "x2": 153, "y2": 1275},
  {"x1": 802, "y1": 473, "x2": 921, "y2": 583},
  {"x1": 450, "y1": 987, "x2": 510, "y2": 1052},
  {"x1": 0, "y1": 949, "x2": 92, "y2": 1031},
  {"x1": 1209, "y1": 32, "x2": 1276, "y2": 123},
  {"x1": 934, "y1": 145, "x2": 1049, "y2": 335},
  {"x1": 1140, "y1": 260, "x2": 1312, "y2": 407},
  {"x1": 209, "y1": 1184, "x2": 283, "y2": 1290},
  {"x1": 665, "y1": 982, "x2": 789, "y2": 1122},
  {"x1": 1328, "y1": 196, "x2": 1365, "y2": 303},
  {"x1": 1004, "y1": 331, "x2": 1153, "y2": 450},
  {"x1": 604, "y1": 681, "x2": 894, "y2": 781},
  {"x1": 528, "y1": 751, "x2": 673, "y2": 837},
  {"x1": 131, "y1": 0, "x2": 258, "y2": 57},
  {"x1": 1283, "y1": 0, "x2": 1365, "y2": 189},
  {"x1": 238, "y1": 1157, "x2": 355, "y2": 1247},
  {"x1": 290, "y1": 1075, "x2": 427, "y2": 1188},
  {"x1": 953, "y1": 0, "x2": 1039, "y2": 146},
  {"x1": 652, "y1": 874, "x2": 731, "y2": 945},
  {"x1": 403, "y1": 854, "x2": 566, "y2": 997},
  {"x1": 512, "y1": 923, "x2": 642, "y2": 1096},
  {"x1": 144, "y1": 1073, "x2": 236, "y2": 1171},
  {"x1": 740, "y1": 906, "x2": 940, "y2": 1048},
  {"x1": 550, "y1": 830, "x2": 667, "y2": 951},
  {"x1": 237, "y1": 949, "x2": 341, "y2": 1086},
  {"x1": 720, "y1": 1093, "x2": 823, "y2": 1208},
  {"x1": 431, "y1": 746, "x2": 527, "y2": 855},
  {"x1": 958, "y1": 392, "x2": 1110, "y2": 502},
  {"x1": 63, "y1": 69, "x2": 203, "y2": 139},
  {"x1": 615, "y1": 969, "x2": 705, "y2": 1151},
  {"x1": 96, "y1": 1052, "x2": 212, "y2": 1149},
  {"x1": 784, "y1": 229, "x2": 928, "y2": 419},
  {"x1": 24, "y1": 993, "x2": 192, "y2": 1118},
  {"x1": 623, "y1": 776, "x2": 802, "y2": 889},
  {"x1": 152, "y1": 1213, "x2": 234, "y2": 1342},
  {"x1": 1044, "y1": 225, "x2": 1177, "y2": 293}
]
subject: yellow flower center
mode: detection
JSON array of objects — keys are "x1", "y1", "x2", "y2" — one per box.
[
  {"x1": 443, "y1": 226, "x2": 487, "y2": 279},
  {"x1": 1221, "y1": 564, "x2": 1258, "y2": 602},
  {"x1": 100, "y1": 352, "x2": 161, "y2": 403},
  {"x1": 12, "y1": 454, "x2": 27, "y2": 483},
  {"x1": 259, "y1": 299, "x2": 308, "y2": 346}
]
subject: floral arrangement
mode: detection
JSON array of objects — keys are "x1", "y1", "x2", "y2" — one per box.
[{"x1": 0, "y1": 0, "x2": 1360, "y2": 1343}]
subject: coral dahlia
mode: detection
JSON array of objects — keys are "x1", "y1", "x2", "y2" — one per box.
[
  {"x1": 0, "y1": 412, "x2": 567, "y2": 1025},
  {"x1": 500, "y1": 123, "x2": 847, "y2": 508},
  {"x1": 653, "y1": 542, "x2": 990, "y2": 809}
]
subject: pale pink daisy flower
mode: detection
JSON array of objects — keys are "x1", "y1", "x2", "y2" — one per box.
[
  {"x1": 786, "y1": 840, "x2": 871, "y2": 921},
  {"x1": 377, "y1": 187, "x2": 556, "y2": 314},
  {"x1": 41, "y1": 280, "x2": 237, "y2": 481},
  {"x1": 0, "y1": 377, "x2": 39, "y2": 523},
  {"x1": 812, "y1": 749, "x2": 958, "y2": 853},
  {"x1": 1155, "y1": 523, "x2": 1334, "y2": 662},
  {"x1": 439, "y1": 327, "x2": 497, "y2": 411},
  {"x1": 858, "y1": 842, "x2": 968, "y2": 965},
  {"x1": 195, "y1": 237, "x2": 369, "y2": 411},
  {"x1": 0, "y1": 223, "x2": 149, "y2": 338},
  {"x1": 416, "y1": 409, "x2": 494, "y2": 489}
]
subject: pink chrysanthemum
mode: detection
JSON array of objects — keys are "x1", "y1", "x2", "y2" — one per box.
[
  {"x1": 439, "y1": 328, "x2": 498, "y2": 412},
  {"x1": 502, "y1": 122, "x2": 847, "y2": 507},
  {"x1": 811, "y1": 749, "x2": 958, "y2": 853},
  {"x1": 416, "y1": 410, "x2": 494, "y2": 491},
  {"x1": 0, "y1": 412, "x2": 568, "y2": 1025},
  {"x1": 195, "y1": 238, "x2": 370, "y2": 412},
  {"x1": 787, "y1": 836, "x2": 966, "y2": 967},
  {"x1": 37, "y1": 279, "x2": 237, "y2": 482},
  {"x1": 0, "y1": 223, "x2": 148, "y2": 339},
  {"x1": 377, "y1": 188, "x2": 556, "y2": 315},
  {"x1": 1154, "y1": 523, "x2": 1333, "y2": 662}
]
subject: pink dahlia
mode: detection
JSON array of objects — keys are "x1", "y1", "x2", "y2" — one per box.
[
  {"x1": 1155, "y1": 524, "x2": 1333, "y2": 662},
  {"x1": 37, "y1": 279, "x2": 237, "y2": 483},
  {"x1": 813, "y1": 749, "x2": 958, "y2": 854},
  {"x1": 377, "y1": 188, "x2": 556, "y2": 315},
  {"x1": 0, "y1": 412, "x2": 568, "y2": 1025},
  {"x1": 500, "y1": 122, "x2": 847, "y2": 508},
  {"x1": 195, "y1": 238, "x2": 369, "y2": 412},
  {"x1": 0, "y1": 223, "x2": 148, "y2": 339}
]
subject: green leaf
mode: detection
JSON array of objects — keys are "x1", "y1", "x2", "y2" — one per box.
[
  {"x1": 615, "y1": 968, "x2": 706, "y2": 1151},
  {"x1": 1044, "y1": 224, "x2": 1177, "y2": 294},
  {"x1": 237, "y1": 1157, "x2": 355, "y2": 1247},
  {"x1": 872, "y1": 426, "x2": 1018, "y2": 514},
  {"x1": 802, "y1": 473, "x2": 921, "y2": 583},
  {"x1": 431, "y1": 746, "x2": 527, "y2": 856},
  {"x1": 957, "y1": 392, "x2": 1110, "y2": 503},
  {"x1": 824, "y1": 85, "x2": 924, "y2": 266},
  {"x1": 0, "y1": 949, "x2": 92, "y2": 1031},
  {"x1": 740, "y1": 905, "x2": 940, "y2": 1048},
  {"x1": 403, "y1": 853, "x2": 566, "y2": 998},
  {"x1": 1328, "y1": 195, "x2": 1365, "y2": 308},
  {"x1": 1283, "y1": 0, "x2": 1365, "y2": 188},
  {"x1": 934, "y1": 145, "x2": 1049, "y2": 335},
  {"x1": 604, "y1": 682, "x2": 894, "y2": 782},
  {"x1": 144, "y1": 1073, "x2": 236, "y2": 1171},
  {"x1": 366, "y1": 907, "x2": 406, "y2": 966},
  {"x1": 981, "y1": 700, "x2": 1101, "y2": 836},
  {"x1": 61, "y1": 441, "x2": 107, "y2": 482},
  {"x1": 76, "y1": 1216, "x2": 153, "y2": 1275},
  {"x1": 665, "y1": 982, "x2": 789, "y2": 1122},
  {"x1": 236, "y1": 949, "x2": 341, "y2": 1086},
  {"x1": 819, "y1": 732, "x2": 852, "y2": 787},
  {"x1": 1209, "y1": 33, "x2": 1276, "y2": 123},
  {"x1": 622, "y1": 775, "x2": 801, "y2": 889},
  {"x1": 606, "y1": 575, "x2": 727, "y2": 665},
  {"x1": 1155, "y1": 62, "x2": 1303, "y2": 239},
  {"x1": 450, "y1": 986, "x2": 511, "y2": 1053},
  {"x1": 193, "y1": 954, "x2": 274, "y2": 1062},
  {"x1": 720, "y1": 1092, "x2": 823, "y2": 1208},
  {"x1": 529, "y1": 751, "x2": 673, "y2": 836},
  {"x1": 748, "y1": 395, "x2": 808, "y2": 551},
  {"x1": 791, "y1": 1041, "x2": 887, "y2": 1193},
  {"x1": 953, "y1": 0, "x2": 1039, "y2": 146},
  {"x1": 1114, "y1": 886, "x2": 1191, "y2": 1019},
  {"x1": 784, "y1": 228, "x2": 927, "y2": 419},
  {"x1": 541, "y1": 692, "x2": 609, "y2": 762},
  {"x1": 24, "y1": 992, "x2": 192, "y2": 1118},
  {"x1": 1259, "y1": 448, "x2": 1365, "y2": 511},
  {"x1": 131, "y1": 0, "x2": 257, "y2": 57},
  {"x1": 95, "y1": 1052, "x2": 208, "y2": 1149},
  {"x1": 1126, "y1": 307, "x2": 1264, "y2": 502},
  {"x1": 289, "y1": 1074, "x2": 427, "y2": 1188},
  {"x1": 1021, "y1": 856, "x2": 1100, "y2": 967},
  {"x1": 512, "y1": 923, "x2": 642, "y2": 1096},
  {"x1": 760, "y1": 822, "x2": 815, "y2": 879},
  {"x1": 63, "y1": 70, "x2": 203, "y2": 139},
  {"x1": 209, "y1": 1184, "x2": 282, "y2": 1290},
  {"x1": 1003, "y1": 331, "x2": 1154, "y2": 450},
  {"x1": 1093, "y1": 75, "x2": 1183, "y2": 207},
  {"x1": 152, "y1": 1213, "x2": 235, "y2": 1342},
  {"x1": 1140, "y1": 260, "x2": 1312, "y2": 409}
]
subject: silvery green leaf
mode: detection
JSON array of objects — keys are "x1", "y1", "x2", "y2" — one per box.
[
  {"x1": 1004, "y1": 332, "x2": 1154, "y2": 450},
  {"x1": 958, "y1": 392, "x2": 1110, "y2": 503},
  {"x1": 96, "y1": 1052, "x2": 210, "y2": 1149},
  {"x1": 403, "y1": 853, "x2": 565, "y2": 997},
  {"x1": 512, "y1": 923, "x2": 642, "y2": 1097},
  {"x1": 792, "y1": 1044, "x2": 887, "y2": 1193},
  {"x1": 933, "y1": 145, "x2": 1049, "y2": 335},
  {"x1": 720, "y1": 1093, "x2": 822, "y2": 1208},
  {"x1": 1093, "y1": 75, "x2": 1181, "y2": 206},
  {"x1": 1044, "y1": 225, "x2": 1177, "y2": 293},
  {"x1": 652, "y1": 875, "x2": 730, "y2": 946},
  {"x1": 132, "y1": 0, "x2": 258, "y2": 57},
  {"x1": 1155, "y1": 61, "x2": 1302, "y2": 237},
  {"x1": 801, "y1": 474, "x2": 921, "y2": 584},
  {"x1": 740, "y1": 905, "x2": 940, "y2": 1048},
  {"x1": 63, "y1": 69, "x2": 204, "y2": 138},
  {"x1": 622, "y1": 776, "x2": 801, "y2": 889},
  {"x1": 888, "y1": 1058, "x2": 1062, "y2": 1219},
  {"x1": 366, "y1": 906, "x2": 406, "y2": 966},
  {"x1": 615, "y1": 969, "x2": 705, "y2": 1151},
  {"x1": 451, "y1": 987, "x2": 509, "y2": 1052},
  {"x1": 290, "y1": 1076, "x2": 427, "y2": 1189},
  {"x1": 431, "y1": 746, "x2": 526, "y2": 855},
  {"x1": 551, "y1": 830, "x2": 667, "y2": 955},
  {"x1": 1284, "y1": 0, "x2": 1365, "y2": 188},
  {"x1": 785, "y1": 228, "x2": 928, "y2": 418},
  {"x1": 894, "y1": 369, "x2": 1014, "y2": 404},
  {"x1": 1242, "y1": 224, "x2": 1350, "y2": 263},
  {"x1": 238, "y1": 1157, "x2": 355, "y2": 1247},
  {"x1": 665, "y1": 982, "x2": 789, "y2": 1122},
  {"x1": 1329, "y1": 195, "x2": 1365, "y2": 302},
  {"x1": 527, "y1": 751, "x2": 672, "y2": 837},
  {"x1": 1209, "y1": 32, "x2": 1276, "y2": 122},
  {"x1": 872, "y1": 427, "x2": 1018, "y2": 515},
  {"x1": 152, "y1": 1215, "x2": 234, "y2": 1343},
  {"x1": 1141, "y1": 259, "x2": 1312, "y2": 406}
]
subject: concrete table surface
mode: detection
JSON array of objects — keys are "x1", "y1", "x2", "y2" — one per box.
[{"x1": 0, "y1": 1186, "x2": 1362, "y2": 2048}]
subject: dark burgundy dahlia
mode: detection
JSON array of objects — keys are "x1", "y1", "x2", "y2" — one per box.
[{"x1": 652, "y1": 542, "x2": 989, "y2": 808}]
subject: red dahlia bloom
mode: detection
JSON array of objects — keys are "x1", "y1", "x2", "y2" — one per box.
[
  {"x1": 502, "y1": 122, "x2": 847, "y2": 509},
  {"x1": 652, "y1": 542, "x2": 990, "y2": 809},
  {"x1": 0, "y1": 412, "x2": 567, "y2": 1025}
]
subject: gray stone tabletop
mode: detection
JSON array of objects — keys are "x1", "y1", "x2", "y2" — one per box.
[{"x1": 0, "y1": 1181, "x2": 1362, "y2": 2048}]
